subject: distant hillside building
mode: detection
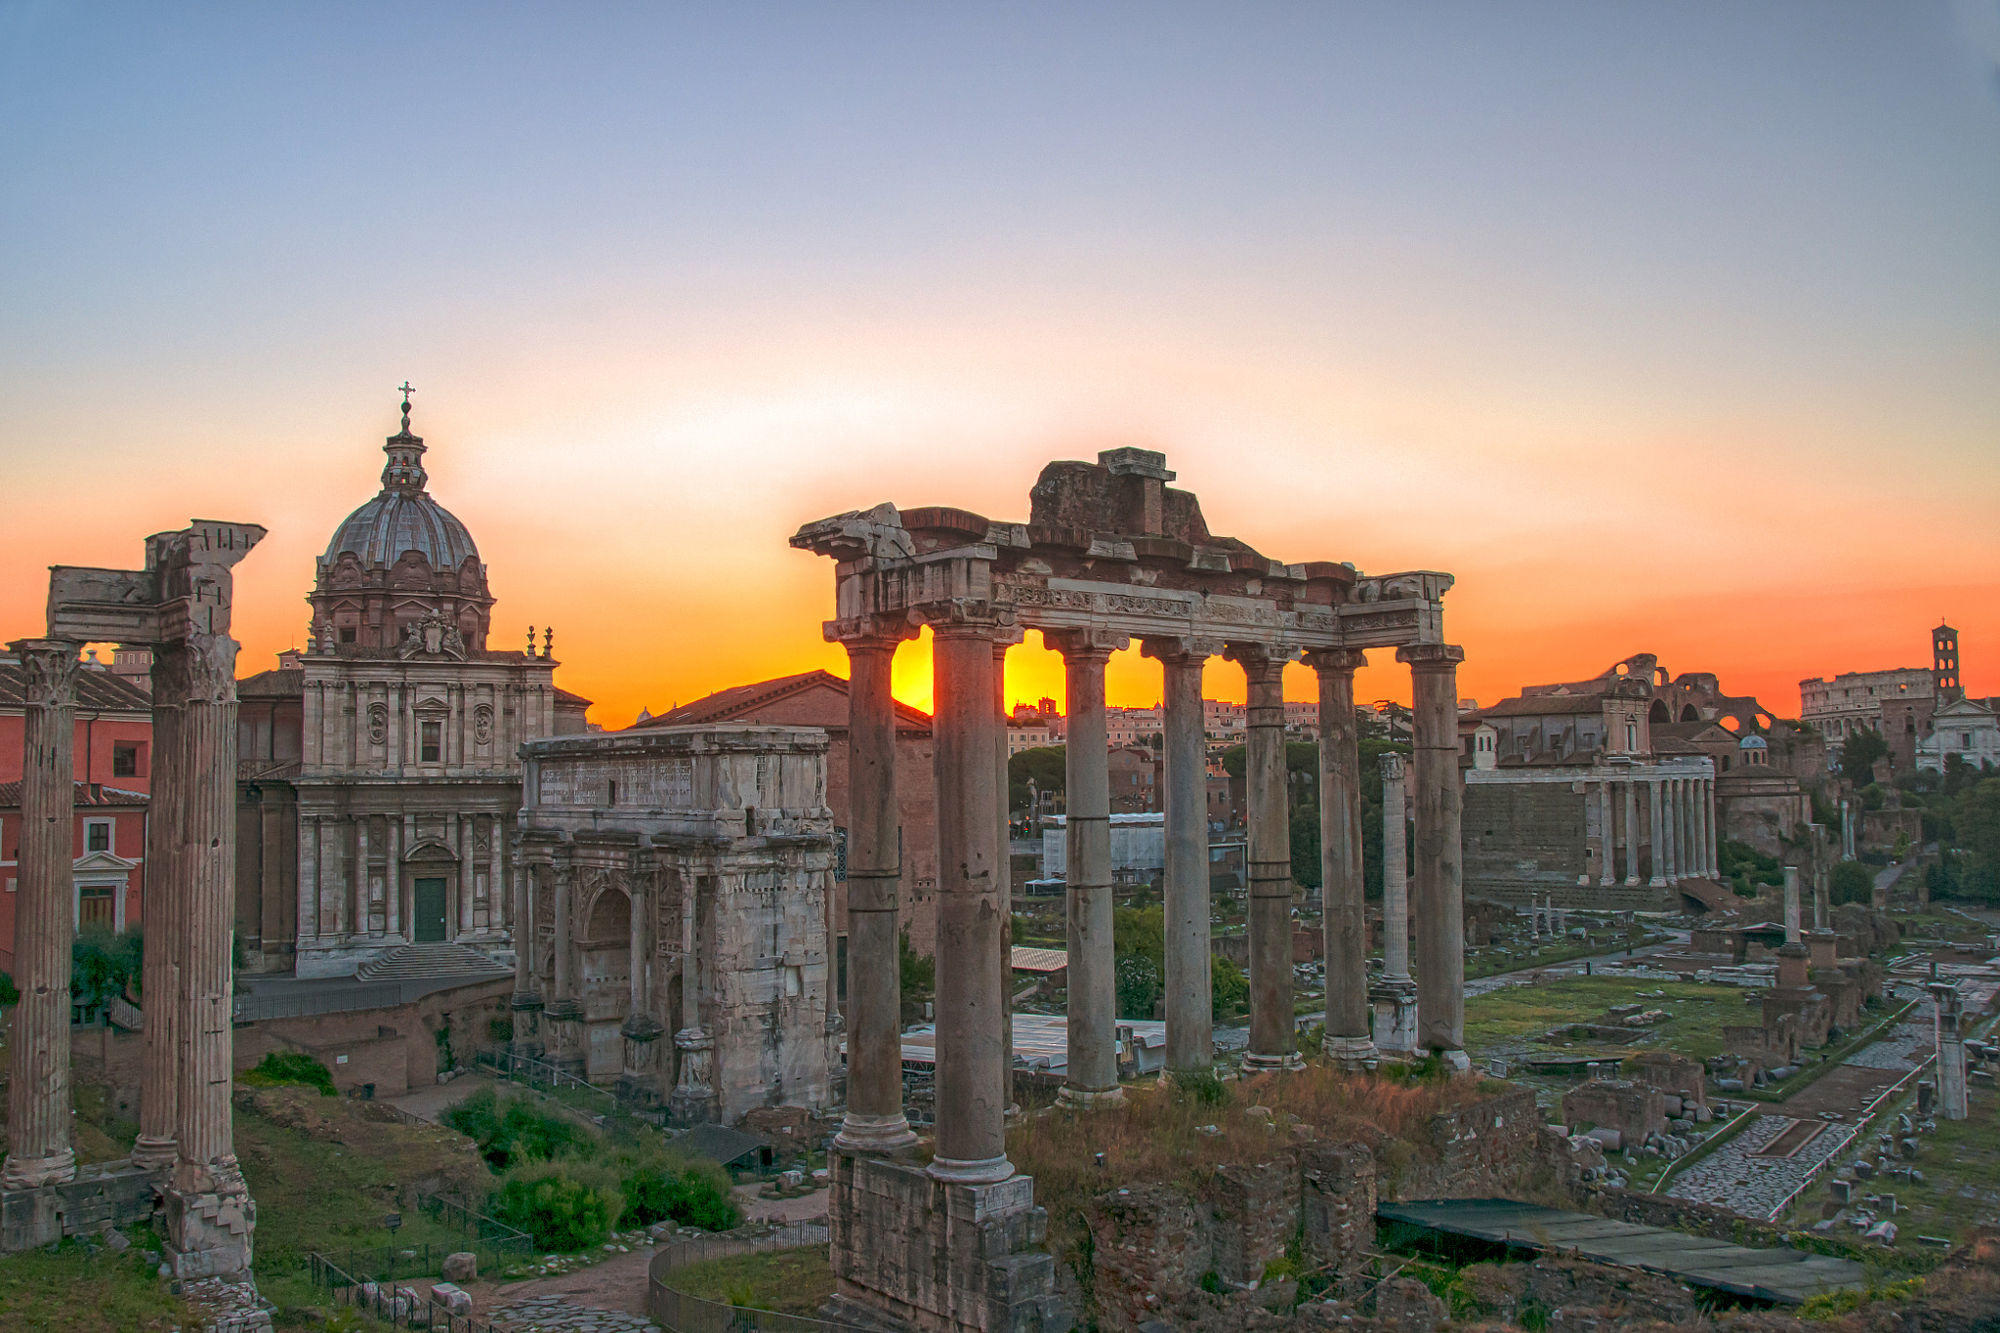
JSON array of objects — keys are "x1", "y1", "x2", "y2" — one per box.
[
  {"x1": 234, "y1": 393, "x2": 588, "y2": 976},
  {"x1": 1800, "y1": 624, "x2": 1963, "y2": 773}
]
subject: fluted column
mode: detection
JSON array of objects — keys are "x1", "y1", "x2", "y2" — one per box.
[
  {"x1": 510, "y1": 849, "x2": 544, "y2": 1061},
  {"x1": 926, "y1": 613, "x2": 1013, "y2": 1182},
  {"x1": 619, "y1": 866, "x2": 664, "y2": 1105},
  {"x1": 547, "y1": 854, "x2": 585, "y2": 1077},
  {"x1": 833, "y1": 626, "x2": 918, "y2": 1152},
  {"x1": 993, "y1": 633, "x2": 1020, "y2": 1112},
  {"x1": 1647, "y1": 780, "x2": 1666, "y2": 886},
  {"x1": 1704, "y1": 778, "x2": 1719, "y2": 876},
  {"x1": 671, "y1": 866, "x2": 715, "y2": 1124},
  {"x1": 1143, "y1": 636, "x2": 1218, "y2": 1076},
  {"x1": 3, "y1": 640, "x2": 79, "y2": 1189},
  {"x1": 133, "y1": 653, "x2": 182, "y2": 1171},
  {"x1": 1305, "y1": 648, "x2": 1372, "y2": 1066},
  {"x1": 1622, "y1": 781, "x2": 1640, "y2": 885},
  {"x1": 1597, "y1": 779, "x2": 1616, "y2": 887},
  {"x1": 1400, "y1": 643, "x2": 1467, "y2": 1066},
  {"x1": 1227, "y1": 643, "x2": 1299, "y2": 1071},
  {"x1": 1050, "y1": 629, "x2": 1124, "y2": 1107}
]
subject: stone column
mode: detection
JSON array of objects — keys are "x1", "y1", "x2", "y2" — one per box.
[
  {"x1": 1932, "y1": 980, "x2": 1969, "y2": 1121},
  {"x1": 1679, "y1": 780, "x2": 1696, "y2": 880},
  {"x1": 1597, "y1": 779, "x2": 1616, "y2": 887},
  {"x1": 1647, "y1": 780, "x2": 1666, "y2": 886},
  {"x1": 1622, "y1": 781, "x2": 1640, "y2": 884},
  {"x1": 926, "y1": 614, "x2": 1012, "y2": 1183},
  {"x1": 1228, "y1": 643, "x2": 1299, "y2": 1071},
  {"x1": 510, "y1": 851, "x2": 544, "y2": 1062},
  {"x1": 297, "y1": 813, "x2": 320, "y2": 944},
  {"x1": 165, "y1": 630, "x2": 255, "y2": 1278},
  {"x1": 1050, "y1": 629, "x2": 1124, "y2": 1107},
  {"x1": 385, "y1": 814, "x2": 403, "y2": 939},
  {"x1": 1371, "y1": 753, "x2": 1419, "y2": 1056},
  {"x1": 133, "y1": 653, "x2": 182, "y2": 1171},
  {"x1": 1306, "y1": 648, "x2": 1372, "y2": 1066},
  {"x1": 2, "y1": 641, "x2": 80, "y2": 1189},
  {"x1": 1700, "y1": 779, "x2": 1716, "y2": 876},
  {"x1": 547, "y1": 854, "x2": 585, "y2": 1077},
  {"x1": 1661, "y1": 780, "x2": 1680, "y2": 882},
  {"x1": 832, "y1": 627, "x2": 917, "y2": 1152},
  {"x1": 993, "y1": 634, "x2": 1019, "y2": 1113},
  {"x1": 1783, "y1": 865, "x2": 1802, "y2": 944},
  {"x1": 1399, "y1": 643, "x2": 1467, "y2": 1067},
  {"x1": 355, "y1": 814, "x2": 372, "y2": 936},
  {"x1": 1143, "y1": 637, "x2": 1217, "y2": 1076},
  {"x1": 671, "y1": 870, "x2": 716, "y2": 1124},
  {"x1": 619, "y1": 869, "x2": 664, "y2": 1106},
  {"x1": 488, "y1": 816, "x2": 504, "y2": 931}
]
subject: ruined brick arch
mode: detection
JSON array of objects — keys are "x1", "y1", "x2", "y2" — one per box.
[
  {"x1": 1649, "y1": 699, "x2": 1672, "y2": 724},
  {"x1": 1679, "y1": 704, "x2": 1699, "y2": 722}
]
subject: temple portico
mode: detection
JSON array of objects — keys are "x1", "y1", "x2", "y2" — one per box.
[{"x1": 796, "y1": 448, "x2": 1462, "y2": 1333}]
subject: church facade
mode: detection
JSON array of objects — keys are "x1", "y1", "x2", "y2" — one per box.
[{"x1": 236, "y1": 394, "x2": 588, "y2": 977}]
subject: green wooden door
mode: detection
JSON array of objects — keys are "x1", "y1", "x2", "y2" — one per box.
[{"x1": 414, "y1": 876, "x2": 449, "y2": 942}]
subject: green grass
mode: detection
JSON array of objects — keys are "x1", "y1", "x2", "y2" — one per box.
[
  {"x1": 664, "y1": 1246, "x2": 835, "y2": 1316},
  {"x1": 0, "y1": 1230, "x2": 186, "y2": 1333},
  {"x1": 1462, "y1": 976, "x2": 1751, "y2": 1062}
]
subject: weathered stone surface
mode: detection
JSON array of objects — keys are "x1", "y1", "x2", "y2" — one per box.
[{"x1": 440, "y1": 1250, "x2": 477, "y2": 1282}]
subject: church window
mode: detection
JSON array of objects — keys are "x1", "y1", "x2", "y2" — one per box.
[
  {"x1": 421, "y1": 721, "x2": 442, "y2": 763},
  {"x1": 86, "y1": 820, "x2": 112, "y2": 853}
]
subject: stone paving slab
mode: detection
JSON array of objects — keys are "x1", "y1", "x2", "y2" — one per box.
[
  {"x1": 1666, "y1": 1113, "x2": 1856, "y2": 1219},
  {"x1": 492, "y1": 1293, "x2": 662, "y2": 1333}
]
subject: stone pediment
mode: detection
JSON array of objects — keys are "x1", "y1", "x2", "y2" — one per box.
[
  {"x1": 402, "y1": 839, "x2": 458, "y2": 863},
  {"x1": 72, "y1": 848, "x2": 139, "y2": 875}
]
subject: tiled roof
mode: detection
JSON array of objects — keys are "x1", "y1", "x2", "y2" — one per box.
[
  {"x1": 1472, "y1": 694, "x2": 1606, "y2": 719},
  {"x1": 0, "y1": 781, "x2": 148, "y2": 809},
  {"x1": 238, "y1": 668, "x2": 304, "y2": 697},
  {"x1": 0, "y1": 659, "x2": 152, "y2": 713},
  {"x1": 630, "y1": 670, "x2": 934, "y2": 733}
]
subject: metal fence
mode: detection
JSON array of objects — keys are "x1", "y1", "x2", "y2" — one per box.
[
  {"x1": 474, "y1": 1046, "x2": 666, "y2": 1130},
  {"x1": 415, "y1": 1188, "x2": 535, "y2": 1265},
  {"x1": 648, "y1": 1223, "x2": 869, "y2": 1333},
  {"x1": 233, "y1": 980, "x2": 406, "y2": 1023},
  {"x1": 308, "y1": 1251, "x2": 496, "y2": 1332}
]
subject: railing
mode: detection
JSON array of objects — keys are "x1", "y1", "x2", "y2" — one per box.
[
  {"x1": 648, "y1": 1223, "x2": 862, "y2": 1333},
  {"x1": 474, "y1": 1045, "x2": 664, "y2": 1130},
  {"x1": 233, "y1": 980, "x2": 406, "y2": 1023},
  {"x1": 308, "y1": 1251, "x2": 496, "y2": 1332},
  {"x1": 415, "y1": 1189, "x2": 534, "y2": 1265}
]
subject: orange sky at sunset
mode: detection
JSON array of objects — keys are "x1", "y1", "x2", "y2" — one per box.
[{"x1": 4, "y1": 7, "x2": 1996, "y2": 726}]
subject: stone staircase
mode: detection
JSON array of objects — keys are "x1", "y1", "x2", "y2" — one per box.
[{"x1": 354, "y1": 941, "x2": 510, "y2": 983}]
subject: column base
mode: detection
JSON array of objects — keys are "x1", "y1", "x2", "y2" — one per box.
[
  {"x1": 926, "y1": 1153, "x2": 1015, "y2": 1185},
  {"x1": 1648, "y1": 876, "x2": 1667, "y2": 888},
  {"x1": 669, "y1": 1087, "x2": 717, "y2": 1128},
  {"x1": 1321, "y1": 1033, "x2": 1377, "y2": 1069},
  {"x1": 0, "y1": 1150, "x2": 76, "y2": 1191},
  {"x1": 1241, "y1": 1051, "x2": 1305, "y2": 1073},
  {"x1": 1435, "y1": 1049, "x2": 1473, "y2": 1076},
  {"x1": 163, "y1": 1172, "x2": 256, "y2": 1280},
  {"x1": 1624, "y1": 876, "x2": 1640, "y2": 887},
  {"x1": 1371, "y1": 978, "x2": 1420, "y2": 1057},
  {"x1": 1055, "y1": 1084, "x2": 1125, "y2": 1111},
  {"x1": 130, "y1": 1137, "x2": 177, "y2": 1172},
  {"x1": 833, "y1": 1112, "x2": 919, "y2": 1154}
]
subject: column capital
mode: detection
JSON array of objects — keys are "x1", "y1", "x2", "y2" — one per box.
[
  {"x1": 1378, "y1": 751, "x2": 1407, "y2": 781},
  {"x1": 1045, "y1": 627, "x2": 1128, "y2": 661},
  {"x1": 1302, "y1": 647, "x2": 1369, "y2": 676},
  {"x1": 1139, "y1": 634, "x2": 1223, "y2": 665},
  {"x1": 153, "y1": 635, "x2": 241, "y2": 705},
  {"x1": 1223, "y1": 641, "x2": 1295, "y2": 678},
  {"x1": 911, "y1": 599, "x2": 1015, "y2": 637},
  {"x1": 825, "y1": 613, "x2": 919, "y2": 650},
  {"x1": 6, "y1": 640, "x2": 81, "y2": 705},
  {"x1": 1395, "y1": 642, "x2": 1465, "y2": 670}
]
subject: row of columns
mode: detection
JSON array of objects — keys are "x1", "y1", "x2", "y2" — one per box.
[
  {"x1": 4, "y1": 634, "x2": 253, "y2": 1266},
  {"x1": 831, "y1": 617, "x2": 1470, "y2": 1172},
  {"x1": 298, "y1": 810, "x2": 511, "y2": 943},
  {"x1": 1591, "y1": 772, "x2": 1717, "y2": 886}
]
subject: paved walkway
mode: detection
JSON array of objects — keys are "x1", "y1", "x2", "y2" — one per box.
[
  {"x1": 492, "y1": 1291, "x2": 661, "y2": 1333},
  {"x1": 1664, "y1": 1112, "x2": 1857, "y2": 1219}
]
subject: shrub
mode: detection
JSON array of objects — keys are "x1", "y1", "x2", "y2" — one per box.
[
  {"x1": 1171, "y1": 1067, "x2": 1230, "y2": 1109},
  {"x1": 615, "y1": 1148, "x2": 739, "y2": 1230},
  {"x1": 239, "y1": 1050, "x2": 336, "y2": 1096},
  {"x1": 1210, "y1": 954, "x2": 1248, "y2": 1020},
  {"x1": 491, "y1": 1161, "x2": 624, "y2": 1251},
  {"x1": 443, "y1": 1088, "x2": 589, "y2": 1169},
  {"x1": 1830, "y1": 860, "x2": 1875, "y2": 906},
  {"x1": 1115, "y1": 953, "x2": 1160, "y2": 1020},
  {"x1": 0, "y1": 972, "x2": 17, "y2": 1008}
]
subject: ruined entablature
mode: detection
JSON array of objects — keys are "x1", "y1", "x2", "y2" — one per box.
[{"x1": 792, "y1": 449, "x2": 1452, "y2": 655}]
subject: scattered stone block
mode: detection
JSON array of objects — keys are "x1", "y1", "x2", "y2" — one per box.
[
  {"x1": 429, "y1": 1283, "x2": 472, "y2": 1317},
  {"x1": 440, "y1": 1251, "x2": 477, "y2": 1282}
]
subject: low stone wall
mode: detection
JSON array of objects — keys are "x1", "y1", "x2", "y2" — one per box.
[{"x1": 0, "y1": 1161, "x2": 162, "y2": 1252}]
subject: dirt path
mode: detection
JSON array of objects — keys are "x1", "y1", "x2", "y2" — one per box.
[{"x1": 471, "y1": 1243, "x2": 659, "y2": 1320}]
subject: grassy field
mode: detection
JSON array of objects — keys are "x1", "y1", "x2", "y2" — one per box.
[
  {"x1": 666, "y1": 1246, "x2": 835, "y2": 1316},
  {"x1": 0, "y1": 1228, "x2": 188, "y2": 1333},
  {"x1": 1462, "y1": 975, "x2": 1754, "y2": 1062}
]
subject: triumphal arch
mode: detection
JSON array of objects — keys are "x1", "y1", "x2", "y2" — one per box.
[{"x1": 793, "y1": 448, "x2": 1463, "y2": 1332}]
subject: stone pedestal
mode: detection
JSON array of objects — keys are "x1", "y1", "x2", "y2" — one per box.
[
  {"x1": 1809, "y1": 929, "x2": 1838, "y2": 971},
  {"x1": 0, "y1": 1162, "x2": 164, "y2": 1254},
  {"x1": 617, "y1": 1013, "x2": 667, "y2": 1108},
  {"x1": 509, "y1": 992, "x2": 546, "y2": 1062},
  {"x1": 1370, "y1": 978, "x2": 1420, "y2": 1058},
  {"x1": 545, "y1": 1000, "x2": 587, "y2": 1079},
  {"x1": 827, "y1": 1151, "x2": 1063, "y2": 1333},
  {"x1": 670, "y1": 1025, "x2": 717, "y2": 1125},
  {"x1": 163, "y1": 1176, "x2": 257, "y2": 1280}
]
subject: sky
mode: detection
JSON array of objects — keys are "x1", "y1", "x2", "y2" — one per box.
[{"x1": 3, "y1": 2, "x2": 1997, "y2": 724}]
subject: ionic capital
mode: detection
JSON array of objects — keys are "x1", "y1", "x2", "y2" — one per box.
[
  {"x1": 1044, "y1": 628, "x2": 1128, "y2": 662},
  {"x1": 1301, "y1": 647, "x2": 1369, "y2": 677},
  {"x1": 1395, "y1": 642, "x2": 1465, "y2": 671},
  {"x1": 1139, "y1": 635, "x2": 1224, "y2": 665},
  {"x1": 8, "y1": 640, "x2": 81, "y2": 708},
  {"x1": 1378, "y1": 752, "x2": 1407, "y2": 782},
  {"x1": 825, "y1": 613, "x2": 920, "y2": 651},
  {"x1": 1223, "y1": 641, "x2": 1294, "y2": 681}
]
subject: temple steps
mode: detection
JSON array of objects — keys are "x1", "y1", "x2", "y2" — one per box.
[{"x1": 355, "y1": 942, "x2": 510, "y2": 983}]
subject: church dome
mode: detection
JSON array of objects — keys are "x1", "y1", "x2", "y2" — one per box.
[{"x1": 323, "y1": 489, "x2": 480, "y2": 570}]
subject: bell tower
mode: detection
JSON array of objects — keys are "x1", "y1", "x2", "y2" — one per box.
[{"x1": 1933, "y1": 622, "x2": 1961, "y2": 703}]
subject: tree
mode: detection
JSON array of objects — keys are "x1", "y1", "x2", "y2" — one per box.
[
  {"x1": 1210, "y1": 954, "x2": 1248, "y2": 1020},
  {"x1": 1008, "y1": 745, "x2": 1066, "y2": 814},
  {"x1": 1954, "y1": 777, "x2": 2000, "y2": 873},
  {"x1": 898, "y1": 930, "x2": 935, "y2": 1025},
  {"x1": 1112, "y1": 904, "x2": 1164, "y2": 967},
  {"x1": 1829, "y1": 861, "x2": 1874, "y2": 906},
  {"x1": 72, "y1": 927, "x2": 141, "y2": 1015},
  {"x1": 1837, "y1": 728, "x2": 1888, "y2": 784},
  {"x1": 1115, "y1": 953, "x2": 1161, "y2": 1020}
]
